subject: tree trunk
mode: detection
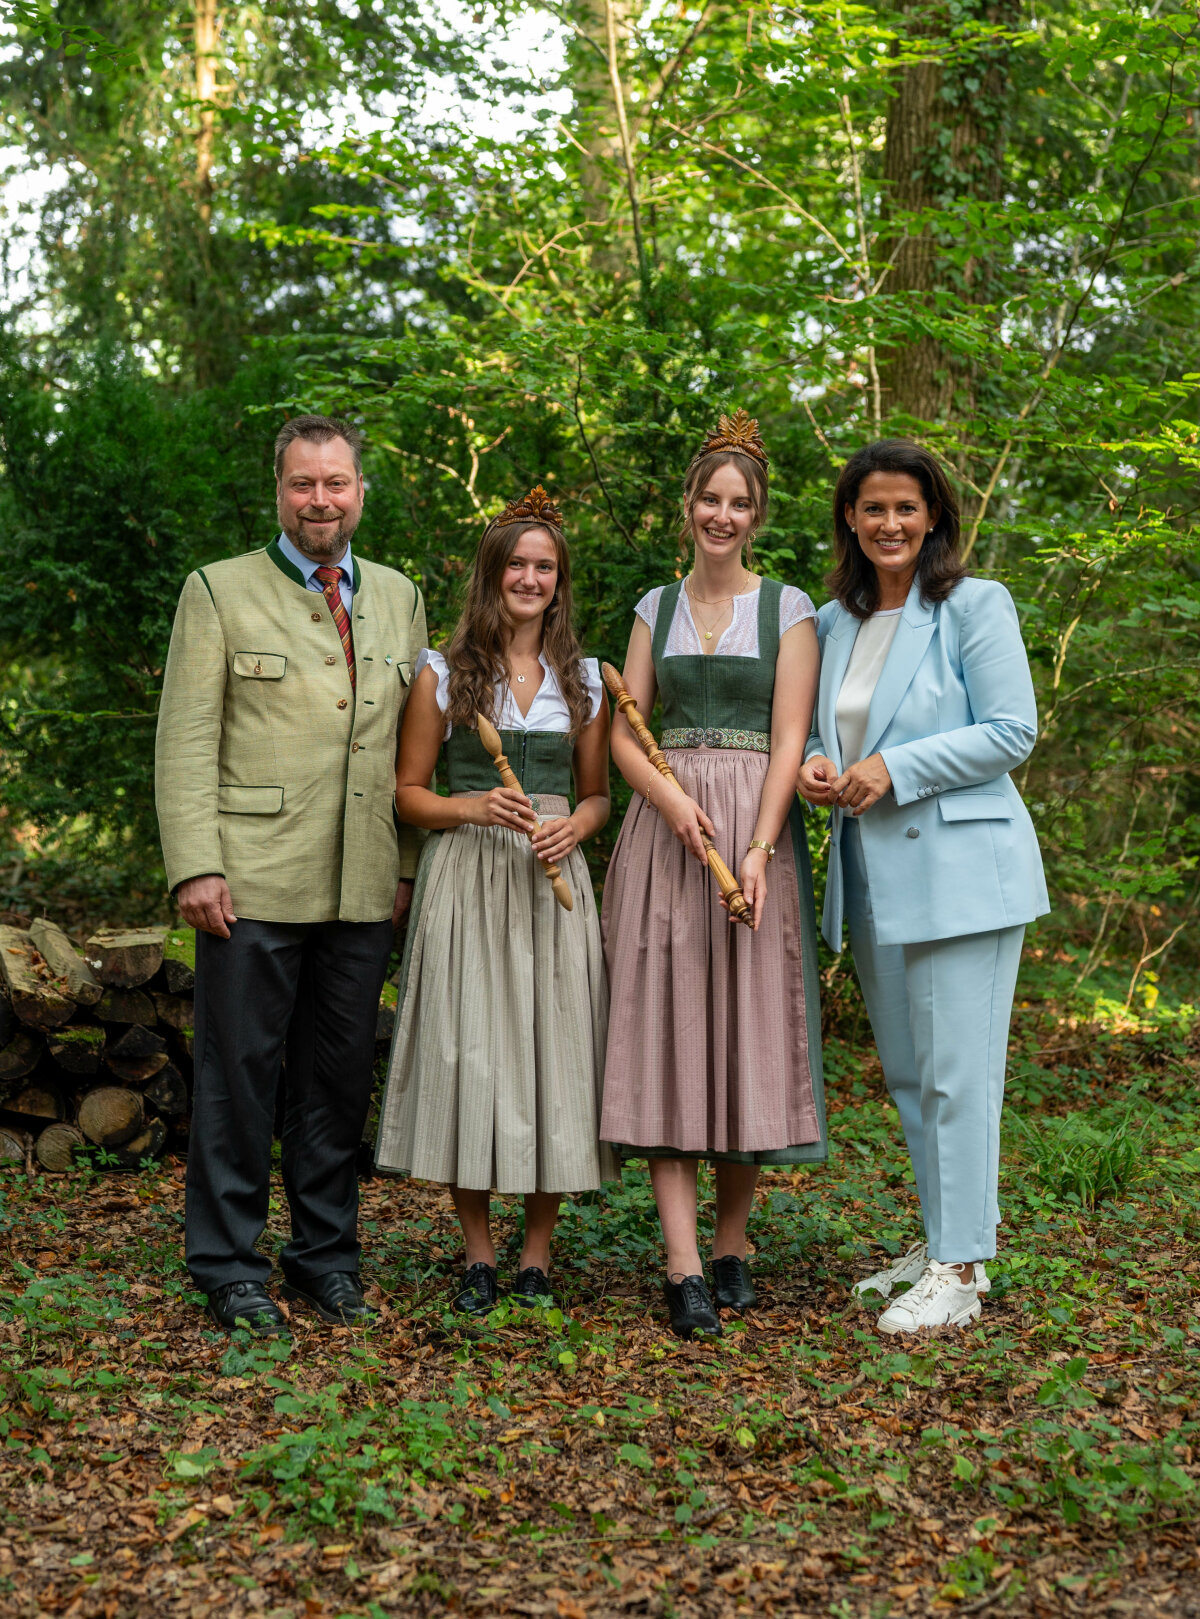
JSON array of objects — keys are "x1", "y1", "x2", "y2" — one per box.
[
  {"x1": 195, "y1": 0, "x2": 219, "y2": 224},
  {"x1": 877, "y1": 0, "x2": 1019, "y2": 422},
  {"x1": 571, "y1": 0, "x2": 641, "y2": 283}
]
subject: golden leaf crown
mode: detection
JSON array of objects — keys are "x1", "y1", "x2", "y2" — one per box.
[
  {"x1": 690, "y1": 408, "x2": 769, "y2": 471},
  {"x1": 490, "y1": 484, "x2": 564, "y2": 531}
]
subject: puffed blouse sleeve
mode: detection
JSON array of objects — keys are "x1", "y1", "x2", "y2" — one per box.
[
  {"x1": 581, "y1": 658, "x2": 604, "y2": 721},
  {"x1": 780, "y1": 585, "x2": 817, "y2": 634},
  {"x1": 633, "y1": 586, "x2": 664, "y2": 635},
  {"x1": 413, "y1": 647, "x2": 450, "y2": 712}
]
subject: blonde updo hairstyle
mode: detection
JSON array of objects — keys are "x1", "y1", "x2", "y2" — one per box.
[{"x1": 679, "y1": 449, "x2": 769, "y2": 571}]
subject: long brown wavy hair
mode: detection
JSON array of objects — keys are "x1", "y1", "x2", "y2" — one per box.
[
  {"x1": 444, "y1": 516, "x2": 592, "y2": 737},
  {"x1": 828, "y1": 439, "x2": 967, "y2": 618},
  {"x1": 679, "y1": 450, "x2": 769, "y2": 570}
]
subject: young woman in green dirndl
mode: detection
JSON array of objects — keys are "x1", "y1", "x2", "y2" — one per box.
[
  {"x1": 375, "y1": 487, "x2": 613, "y2": 1317},
  {"x1": 601, "y1": 412, "x2": 827, "y2": 1340}
]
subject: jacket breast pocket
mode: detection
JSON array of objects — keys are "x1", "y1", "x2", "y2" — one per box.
[
  {"x1": 218, "y1": 785, "x2": 284, "y2": 815},
  {"x1": 233, "y1": 652, "x2": 287, "y2": 679},
  {"x1": 938, "y1": 792, "x2": 1014, "y2": 823}
]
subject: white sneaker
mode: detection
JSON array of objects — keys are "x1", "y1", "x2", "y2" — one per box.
[
  {"x1": 876, "y1": 1261, "x2": 982, "y2": 1335},
  {"x1": 852, "y1": 1243, "x2": 990, "y2": 1298}
]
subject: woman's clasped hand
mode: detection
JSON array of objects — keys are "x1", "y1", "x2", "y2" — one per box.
[
  {"x1": 798, "y1": 751, "x2": 893, "y2": 814},
  {"x1": 465, "y1": 786, "x2": 539, "y2": 832}
]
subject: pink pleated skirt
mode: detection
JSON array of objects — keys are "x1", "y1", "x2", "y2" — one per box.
[{"x1": 600, "y1": 748, "x2": 823, "y2": 1159}]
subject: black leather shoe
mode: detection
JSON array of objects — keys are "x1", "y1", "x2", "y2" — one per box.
[
  {"x1": 280, "y1": 1271, "x2": 378, "y2": 1326},
  {"x1": 453, "y1": 1262, "x2": 498, "y2": 1316},
  {"x1": 663, "y1": 1274, "x2": 723, "y2": 1341},
  {"x1": 510, "y1": 1266, "x2": 555, "y2": 1307},
  {"x1": 206, "y1": 1280, "x2": 290, "y2": 1337},
  {"x1": 712, "y1": 1254, "x2": 757, "y2": 1313}
]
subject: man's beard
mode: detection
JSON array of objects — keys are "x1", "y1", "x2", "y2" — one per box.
[{"x1": 279, "y1": 507, "x2": 360, "y2": 561}]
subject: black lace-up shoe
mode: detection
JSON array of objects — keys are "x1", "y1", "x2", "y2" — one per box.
[
  {"x1": 663, "y1": 1274, "x2": 723, "y2": 1341},
  {"x1": 510, "y1": 1266, "x2": 555, "y2": 1308},
  {"x1": 711, "y1": 1254, "x2": 757, "y2": 1314},
  {"x1": 280, "y1": 1271, "x2": 378, "y2": 1326},
  {"x1": 452, "y1": 1262, "x2": 499, "y2": 1316},
  {"x1": 206, "y1": 1280, "x2": 290, "y2": 1337}
]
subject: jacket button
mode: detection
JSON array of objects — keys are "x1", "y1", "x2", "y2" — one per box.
[
  {"x1": 325, "y1": 655, "x2": 336, "y2": 665},
  {"x1": 351, "y1": 742, "x2": 360, "y2": 753},
  {"x1": 337, "y1": 698, "x2": 348, "y2": 710},
  {"x1": 311, "y1": 611, "x2": 322, "y2": 622},
  {"x1": 905, "y1": 827, "x2": 919, "y2": 839}
]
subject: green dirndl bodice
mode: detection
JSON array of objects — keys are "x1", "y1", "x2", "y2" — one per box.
[{"x1": 600, "y1": 578, "x2": 827, "y2": 1165}]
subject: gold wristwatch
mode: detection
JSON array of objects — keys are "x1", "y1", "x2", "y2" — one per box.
[{"x1": 749, "y1": 839, "x2": 775, "y2": 861}]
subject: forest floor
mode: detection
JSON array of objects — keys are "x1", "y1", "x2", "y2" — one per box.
[{"x1": 1, "y1": 955, "x2": 1199, "y2": 1619}]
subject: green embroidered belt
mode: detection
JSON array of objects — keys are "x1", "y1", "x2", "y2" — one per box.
[{"x1": 661, "y1": 727, "x2": 771, "y2": 754}]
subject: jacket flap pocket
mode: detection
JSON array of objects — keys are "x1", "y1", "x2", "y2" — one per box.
[
  {"x1": 233, "y1": 652, "x2": 287, "y2": 679},
  {"x1": 218, "y1": 784, "x2": 284, "y2": 815},
  {"x1": 938, "y1": 792, "x2": 1014, "y2": 823}
]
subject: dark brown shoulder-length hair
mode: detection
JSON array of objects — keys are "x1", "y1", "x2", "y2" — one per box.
[
  {"x1": 444, "y1": 515, "x2": 592, "y2": 737},
  {"x1": 680, "y1": 450, "x2": 769, "y2": 569},
  {"x1": 828, "y1": 439, "x2": 967, "y2": 618}
]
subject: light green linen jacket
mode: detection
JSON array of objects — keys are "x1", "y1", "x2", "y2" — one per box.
[{"x1": 155, "y1": 539, "x2": 427, "y2": 923}]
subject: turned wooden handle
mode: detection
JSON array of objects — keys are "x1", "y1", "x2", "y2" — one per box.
[
  {"x1": 601, "y1": 663, "x2": 752, "y2": 926},
  {"x1": 475, "y1": 713, "x2": 573, "y2": 912}
]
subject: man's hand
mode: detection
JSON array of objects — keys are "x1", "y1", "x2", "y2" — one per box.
[
  {"x1": 393, "y1": 879, "x2": 414, "y2": 929},
  {"x1": 177, "y1": 874, "x2": 237, "y2": 938}
]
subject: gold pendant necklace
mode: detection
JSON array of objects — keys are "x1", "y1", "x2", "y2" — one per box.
[{"x1": 688, "y1": 571, "x2": 750, "y2": 642}]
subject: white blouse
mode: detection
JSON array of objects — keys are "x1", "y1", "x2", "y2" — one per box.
[
  {"x1": 635, "y1": 579, "x2": 816, "y2": 657},
  {"x1": 834, "y1": 609, "x2": 903, "y2": 768},
  {"x1": 416, "y1": 648, "x2": 604, "y2": 740}
]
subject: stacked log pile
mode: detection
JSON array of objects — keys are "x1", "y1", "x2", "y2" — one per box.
[
  {"x1": 1, "y1": 920, "x2": 400, "y2": 1175},
  {"x1": 0, "y1": 922, "x2": 195, "y2": 1174}
]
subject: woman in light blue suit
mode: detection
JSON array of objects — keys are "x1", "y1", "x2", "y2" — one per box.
[{"x1": 798, "y1": 440, "x2": 1048, "y2": 1335}]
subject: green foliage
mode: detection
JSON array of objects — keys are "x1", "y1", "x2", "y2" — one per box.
[{"x1": 0, "y1": 0, "x2": 1196, "y2": 973}]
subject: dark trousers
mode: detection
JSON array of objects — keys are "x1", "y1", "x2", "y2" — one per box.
[{"x1": 186, "y1": 917, "x2": 393, "y2": 1294}]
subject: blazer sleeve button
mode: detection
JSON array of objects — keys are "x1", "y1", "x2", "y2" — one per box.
[{"x1": 905, "y1": 826, "x2": 920, "y2": 839}]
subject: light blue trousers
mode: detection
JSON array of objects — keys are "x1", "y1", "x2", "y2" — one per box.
[{"x1": 840, "y1": 821, "x2": 1024, "y2": 1263}]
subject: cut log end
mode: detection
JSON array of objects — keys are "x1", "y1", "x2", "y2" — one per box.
[
  {"x1": 78, "y1": 1086, "x2": 145, "y2": 1149},
  {"x1": 35, "y1": 1122, "x2": 86, "y2": 1173},
  {"x1": 109, "y1": 1117, "x2": 168, "y2": 1170},
  {"x1": 84, "y1": 929, "x2": 166, "y2": 990}
]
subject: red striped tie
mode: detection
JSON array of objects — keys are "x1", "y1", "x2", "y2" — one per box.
[{"x1": 315, "y1": 565, "x2": 355, "y2": 691}]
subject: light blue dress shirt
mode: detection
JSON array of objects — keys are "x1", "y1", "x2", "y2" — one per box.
[{"x1": 277, "y1": 532, "x2": 354, "y2": 613}]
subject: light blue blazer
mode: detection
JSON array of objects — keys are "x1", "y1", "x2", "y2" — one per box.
[{"x1": 807, "y1": 575, "x2": 1050, "y2": 951}]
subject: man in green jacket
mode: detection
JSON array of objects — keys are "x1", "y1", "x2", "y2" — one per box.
[{"x1": 156, "y1": 414, "x2": 426, "y2": 1334}]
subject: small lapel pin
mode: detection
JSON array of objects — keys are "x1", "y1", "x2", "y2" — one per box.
[{"x1": 385, "y1": 655, "x2": 394, "y2": 665}]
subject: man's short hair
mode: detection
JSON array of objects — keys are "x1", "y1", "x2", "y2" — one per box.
[{"x1": 274, "y1": 414, "x2": 364, "y2": 479}]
